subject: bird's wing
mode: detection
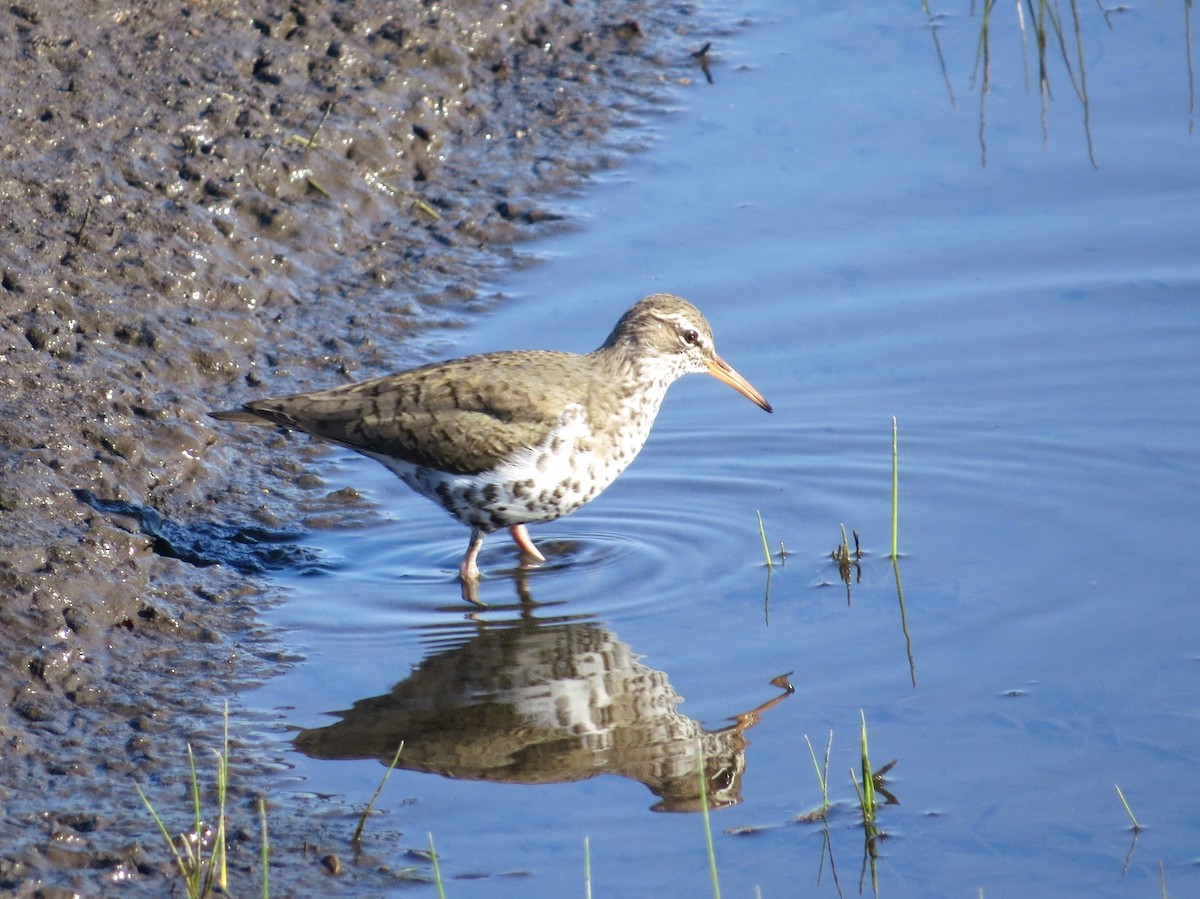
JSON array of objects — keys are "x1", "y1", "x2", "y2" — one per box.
[{"x1": 228, "y1": 351, "x2": 591, "y2": 475}]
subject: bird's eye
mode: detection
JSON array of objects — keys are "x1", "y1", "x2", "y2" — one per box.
[{"x1": 681, "y1": 329, "x2": 700, "y2": 346}]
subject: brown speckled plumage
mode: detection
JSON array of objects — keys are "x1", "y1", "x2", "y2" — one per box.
[{"x1": 212, "y1": 294, "x2": 771, "y2": 598}]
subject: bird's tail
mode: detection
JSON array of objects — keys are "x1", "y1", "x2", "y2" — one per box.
[{"x1": 209, "y1": 408, "x2": 272, "y2": 425}]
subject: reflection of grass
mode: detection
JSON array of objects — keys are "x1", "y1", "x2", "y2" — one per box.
[
  {"x1": 1115, "y1": 782, "x2": 1147, "y2": 880},
  {"x1": 921, "y1": 1, "x2": 1104, "y2": 165},
  {"x1": 921, "y1": 0, "x2": 957, "y2": 107},
  {"x1": 1113, "y1": 784, "x2": 1174, "y2": 898},
  {"x1": 977, "y1": 0, "x2": 1095, "y2": 165},
  {"x1": 726, "y1": 721, "x2": 901, "y2": 896},
  {"x1": 140, "y1": 719, "x2": 732, "y2": 898},
  {"x1": 1188, "y1": 0, "x2": 1197, "y2": 133}
]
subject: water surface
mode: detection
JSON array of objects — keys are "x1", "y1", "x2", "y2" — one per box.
[{"x1": 249, "y1": 3, "x2": 1200, "y2": 895}]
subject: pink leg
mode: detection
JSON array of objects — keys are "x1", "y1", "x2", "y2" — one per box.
[{"x1": 508, "y1": 524, "x2": 546, "y2": 563}]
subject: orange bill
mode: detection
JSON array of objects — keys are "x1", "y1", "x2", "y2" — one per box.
[{"x1": 706, "y1": 354, "x2": 773, "y2": 413}]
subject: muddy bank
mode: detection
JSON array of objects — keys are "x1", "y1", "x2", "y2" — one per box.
[{"x1": 0, "y1": 0, "x2": 720, "y2": 893}]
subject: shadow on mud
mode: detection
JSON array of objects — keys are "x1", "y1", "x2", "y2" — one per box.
[{"x1": 73, "y1": 489, "x2": 323, "y2": 575}]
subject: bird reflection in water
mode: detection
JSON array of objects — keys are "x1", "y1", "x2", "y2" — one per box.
[{"x1": 293, "y1": 597, "x2": 792, "y2": 812}]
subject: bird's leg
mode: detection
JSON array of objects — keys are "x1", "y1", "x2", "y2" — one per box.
[
  {"x1": 460, "y1": 529, "x2": 485, "y2": 579},
  {"x1": 460, "y1": 578, "x2": 483, "y2": 605},
  {"x1": 508, "y1": 524, "x2": 546, "y2": 564},
  {"x1": 459, "y1": 528, "x2": 486, "y2": 604}
]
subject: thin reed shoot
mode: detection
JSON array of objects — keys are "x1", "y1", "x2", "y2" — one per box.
[
  {"x1": 134, "y1": 705, "x2": 232, "y2": 899},
  {"x1": 584, "y1": 836, "x2": 593, "y2": 899},
  {"x1": 353, "y1": 742, "x2": 405, "y2": 846},
  {"x1": 1114, "y1": 783, "x2": 1142, "y2": 831},
  {"x1": 890, "y1": 416, "x2": 899, "y2": 559},
  {"x1": 804, "y1": 731, "x2": 834, "y2": 818},
  {"x1": 697, "y1": 741, "x2": 722, "y2": 899},
  {"x1": 258, "y1": 797, "x2": 269, "y2": 899},
  {"x1": 429, "y1": 832, "x2": 447, "y2": 899},
  {"x1": 853, "y1": 710, "x2": 877, "y2": 824},
  {"x1": 756, "y1": 510, "x2": 774, "y2": 569}
]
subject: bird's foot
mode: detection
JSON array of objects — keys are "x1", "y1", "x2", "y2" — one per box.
[
  {"x1": 459, "y1": 573, "x2": 485, "y2": 606},
  {"x1": 508, "y1": 524, "x2": 546, "y2": 565},
  {"x1": 459, "y1": 529, "x2": 487, "y2": 605}
]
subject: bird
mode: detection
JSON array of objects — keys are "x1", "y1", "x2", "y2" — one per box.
[{"x1": 211, "y1": 293, "x2": 772, "y2": 597}]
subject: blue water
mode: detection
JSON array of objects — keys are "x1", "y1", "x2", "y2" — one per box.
[{"x1": 247, "y1": 2, "x2": 1200, "y2": 896}]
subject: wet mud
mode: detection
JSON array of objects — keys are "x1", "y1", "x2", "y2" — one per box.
[{"x1": 0, "y1": 0, "x2": 718, "y2": 893}]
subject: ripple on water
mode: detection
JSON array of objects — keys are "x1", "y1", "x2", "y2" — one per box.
[{"x1": 263, "y1": 446, "x2": 791, "y2": 639}]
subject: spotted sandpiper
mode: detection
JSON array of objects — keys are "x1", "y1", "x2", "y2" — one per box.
[{"x1": 211, "y1": 294, "x2": 771, "y2": 595}]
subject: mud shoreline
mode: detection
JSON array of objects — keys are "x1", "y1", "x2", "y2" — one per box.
[{"x1": 0, "y1": 1, "x2": 719, "y2": 892}]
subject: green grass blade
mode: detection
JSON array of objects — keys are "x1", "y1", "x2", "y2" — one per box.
[
  {"x1": 756, "y1": 510, "x2": 774, "y2": 569},
  {"x1": 859, "y1": 710, "x2": 876, "y2": 823},
  {"x1": 353, "y1": 742, "x2": 405, "y2": 846},
  {"x1": 429, "y1": 832, "x2": 447, "y2": 899},
  {"x1": 890, "y1": 417, "x2": 899, "y2": 559},
  {"x1": 187, "y1": 744, "x2": 201, "y2": 835},
  {"x1": 135, "y1": 783, "x2": 192, "y2": 892},
  {"x1": 1114, "y1": 783, "x2": 1142, "y2": 830},
  {"x1": 215, "y1": 703, "x2": 229, "y2": 892},
  {"x1": 222, "y1": 703, "x2": 230, "y2": 887},
  {"x1": 584, "y1": 836, "x2": 592, "y2": 899},
  {"x1": 696, "y1": 741, "x2": 722, "y2": 899},
  {"x1": 259, "y1": 797, "x2": 270, "y2": 899},
  {"x1": 803, "y1": 731, "x2": 832, "y2": 815},
  {"x1": 184, "y1": 744, "x2": 207, "y2": 896}
]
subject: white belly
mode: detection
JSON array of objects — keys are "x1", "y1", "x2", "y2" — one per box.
[{"x1": 365, "y1": 398, "x2": 662, "y2": 533}]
